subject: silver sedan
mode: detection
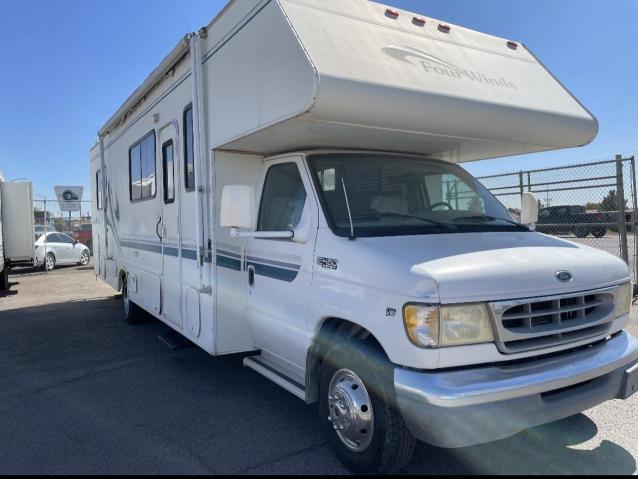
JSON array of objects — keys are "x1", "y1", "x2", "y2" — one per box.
[{"x1": 35, "y1": 232, "x2": 90, "y2": 271}]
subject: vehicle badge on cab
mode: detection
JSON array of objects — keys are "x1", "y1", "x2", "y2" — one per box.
[{"x1": 555, "y1": 271, "x2": 573, "y2": 282}]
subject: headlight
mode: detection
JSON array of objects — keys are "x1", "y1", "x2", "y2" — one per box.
[
  {"x1": 615, "y1": 282, "x2": 632, "y2": 318},
  {"x1": 403, "y1": 303, "x2": 494, "y2": 348}
]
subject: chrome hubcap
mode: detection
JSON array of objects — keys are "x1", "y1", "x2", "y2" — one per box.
[
  {"x1": 81, "y1": 253, "x2": 89, "y2": 265},
  {"x1": 46, "y1": 255, "x2": 54, "y2": 270},
  {"x1": 328, "y1": 369, "x2": 374, "y2": 451}
]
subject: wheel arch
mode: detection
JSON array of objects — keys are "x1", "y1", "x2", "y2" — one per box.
[{"x1": 305, "y1": 317, "x2": 389, "y2": 404}]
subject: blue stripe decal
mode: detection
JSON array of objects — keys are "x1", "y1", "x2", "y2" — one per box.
[
  {"x1": 246, "y1": 256, "x2": 300, "y2": 271},
  {"x1": 248, "y1": 261, "x2": 299, "y2": 282},
  {"x1": 217, "y1": 255, "x2": 242, "y2": 271},
  {"x1": 182, "y1": 249, "x2": 198, "y2": 261},
  {"x1": 121, "y1": 240, "x2": 162, "y2": 254}
]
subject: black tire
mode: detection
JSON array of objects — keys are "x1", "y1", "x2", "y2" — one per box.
[
  {"x1": 0, "y1": 266, "x2": 9, "y2": 290},
  {"x1": 45, "y1": 253, "x2": 56, "y2": 271},
  {"x1": 592, "y1": 227, "x2": 606, "y2": 238},
  {"x1": 319, "y1": 341, "x2": 416, "y2": 474},
  {"x1": 122, "y1": 275, "x2": 144, "y2": 324},
  {"x1": 573, "y1": 227, "x2": 589, "y2": 238}
]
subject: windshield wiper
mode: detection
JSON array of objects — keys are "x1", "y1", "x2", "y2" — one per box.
[
  {"x1": 358, "y1": 212, "x2": 456, "y2": 230},
  {"x1": 452, "y1": 215, "x2": 527, "y2": 228}
]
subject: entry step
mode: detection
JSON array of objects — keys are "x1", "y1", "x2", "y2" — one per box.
[{"x1": 243, "y1": 354, "x2": 306, "y2": 400}]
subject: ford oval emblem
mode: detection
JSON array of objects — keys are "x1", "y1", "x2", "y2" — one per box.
[{"x1": 555, "y1": 271, "x2": 573, "y2": 283}]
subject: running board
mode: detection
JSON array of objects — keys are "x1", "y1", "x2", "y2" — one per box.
[{"x1": 243, "y1": 355, "x2": 306, "y2": 400}]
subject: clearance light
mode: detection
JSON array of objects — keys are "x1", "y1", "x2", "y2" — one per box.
[
  {"x1": 412, "y1": 17, "x2": 426, "y2": 27},
  {"x1": 385, "y1": 8, "x2": 399, "y2": 19},
  {"x1": 507, "y1": 41, "x2": 519, "y2": 50},
  {"x1": 438, "y1": 23, "x2": 451, "y2": 33}
]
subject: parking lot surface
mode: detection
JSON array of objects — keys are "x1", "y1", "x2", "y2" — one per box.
[{"x1": 1, "y1": 265, "x2": 638, "y2": 474}]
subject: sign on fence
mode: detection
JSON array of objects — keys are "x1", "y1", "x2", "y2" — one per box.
[{"x1": 54, "y1": 186, "x2": 84, "y2": 212}]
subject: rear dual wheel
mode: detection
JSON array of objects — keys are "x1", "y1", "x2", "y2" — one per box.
[
  {"x1": 121, "y1": 275, "x2": 143, "y2": 324},
  {"x1": 319, "y1": 341, "x2": 416, "y2": 474}
]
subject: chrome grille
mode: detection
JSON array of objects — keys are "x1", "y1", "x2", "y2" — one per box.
[{"x1": 490, "y1": 288, "x2": 616, "y2": 354}]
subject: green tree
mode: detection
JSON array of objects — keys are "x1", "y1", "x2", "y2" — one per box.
[{"x1": 600, "y1": 190, "x2": 626, "y2": 212}]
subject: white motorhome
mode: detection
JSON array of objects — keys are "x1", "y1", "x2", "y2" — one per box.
[
  {"x1": 91, "y1": 0, "x2": 638, "y2": 473},
  {"x1": 0, "y1": 173, "x2": 35, "y2": 289}
]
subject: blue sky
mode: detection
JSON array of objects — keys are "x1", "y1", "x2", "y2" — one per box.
[{"x1": 1, "y1": 0, "x2": 637, "y2": 200}]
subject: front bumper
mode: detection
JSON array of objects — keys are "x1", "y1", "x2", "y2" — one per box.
[{"x1": 394, "y1": 331, "x2": 638, "y2": 448}]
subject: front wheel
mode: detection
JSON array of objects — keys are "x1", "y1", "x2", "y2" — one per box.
[
  {"x1": 78, "y1": 250, "x2": 90, "y2": 266},
  {"x1": 319, "y1": 341, "x2": 416, "y2": 474}
]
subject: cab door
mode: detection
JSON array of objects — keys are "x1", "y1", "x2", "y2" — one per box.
[
  {"x1": 244, "y1": 157, "x2": 318, "y2": 373},
  {"x1": 158, "y1": 123, "x2": 182, "y2": 327}
]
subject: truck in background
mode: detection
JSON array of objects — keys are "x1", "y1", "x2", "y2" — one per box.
[
  {"x1": 537, "y1": 204, "x2": 611, "y2": 238},
  {"x1": 0, "y1": 174, "x2": 35, "y2": 289},
  {"x1": 91, "y1": 0, "x2": 638, "y2": 473}
]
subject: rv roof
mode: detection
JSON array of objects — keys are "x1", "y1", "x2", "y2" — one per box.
[{"x1": 98, "y1": 0, "x2": 597, "y2": 163}]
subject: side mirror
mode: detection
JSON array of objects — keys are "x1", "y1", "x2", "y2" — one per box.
[
  {"x1": 520, "y1": 192, "x2": 539, "y2": 227},
  {"x1": 220, "y1": 185, "x2": 256, "y2": 230}
]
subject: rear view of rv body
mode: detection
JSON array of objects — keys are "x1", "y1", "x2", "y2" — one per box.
[{"x1": 90, "y1": 0, "x2": 638, "y2": 474}]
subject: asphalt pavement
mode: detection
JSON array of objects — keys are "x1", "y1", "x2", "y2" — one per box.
[{"x1": 0, "y1": 265, "x2": 637, "y2": 474}]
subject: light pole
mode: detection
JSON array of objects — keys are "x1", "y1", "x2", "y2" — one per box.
[{"x1": 34, "y1": 194, "x2": 48, "y2": 274}]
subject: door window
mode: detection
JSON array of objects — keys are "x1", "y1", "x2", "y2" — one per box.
[
  {"x1": 162, "y1": 140, "x2": 175, "y2": 204},
  {"x1": 258, "y1": 163, "x2": 307, "y2": 232},
  {"x1": 58, "y1": 234, "x2": 74, "y2": 244}
]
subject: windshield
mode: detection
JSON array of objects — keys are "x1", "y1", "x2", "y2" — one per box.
[{"x1": 308, "y1": 154, "x2": 526, "y2": 238}]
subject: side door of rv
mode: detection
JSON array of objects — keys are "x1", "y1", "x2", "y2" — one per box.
[
  {"x1": 158, "y1": 123, "x2": 182, "y2": 327},
  {"x1": 244, "y1": 156, "x2": 318, "y2": 372}
]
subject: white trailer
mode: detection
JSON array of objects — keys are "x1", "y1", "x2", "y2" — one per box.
[
  {"x1": 91, "y1": 0, "x2": 638, "y2": 472},
  {"x1": 0, "y1": 176, "x2": 35, "y2": 289}
]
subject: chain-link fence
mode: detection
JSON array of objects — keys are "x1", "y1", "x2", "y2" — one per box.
[
  {"x1": 33, "y1": 199, "x2": 93, "y2": 254},
  {"x1": 477, "y1": 155, "x2": 638, "y2": 284}
]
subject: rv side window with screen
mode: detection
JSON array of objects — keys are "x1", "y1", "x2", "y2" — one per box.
[
  {"x1": 129, "y1": 131, "x2": 156, "y2": 202},
  {"x1": 96, "y1": 169, "x2": 103, "y2": 210},
  {"x1": 184, "y1": 105, "x2": 195, "y2": 191},
  {"x1": 258, "y1": 163, "x2": 307, "y2": 232},
  {"x1": 162, "y1": 140, "x2": 175, "y2": 204}
]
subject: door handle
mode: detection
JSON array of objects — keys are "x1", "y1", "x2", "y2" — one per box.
[
  {"x1": 247, "y1": 265, "x2": 255, "y2": 286},
  {"x1": 155, "y1": 216, "x2": 163, "y2": 241}
]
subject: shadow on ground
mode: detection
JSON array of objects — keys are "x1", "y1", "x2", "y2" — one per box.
[
  {"x1": 0, "y1": 298, "x2": 634, "y2": 475},
  {"x1": 408, "y1": 413, "x2": 635, "y2": 475}
]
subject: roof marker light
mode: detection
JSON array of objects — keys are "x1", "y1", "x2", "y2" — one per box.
[
  {"x1": 438, "y1": 23, "x2": 451, "y2": 33},
  {"x1": 385, "y1": 8, "x2": 399, "y2": 19},
  {"x1": 412, "y1": 17, "x2": 426, "y2": 27},
  {"x1": 507, "y1": 41, "x2": 519, "y2": 50}
]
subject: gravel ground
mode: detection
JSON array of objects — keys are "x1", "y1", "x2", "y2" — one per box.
[{"x1": 0, "y1": 264, "x2": 637, "y2": 474}]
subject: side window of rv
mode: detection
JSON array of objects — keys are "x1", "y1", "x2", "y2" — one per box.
[
  {"x1": 96, "y1": 169, "x2": 103, "y2": 210},
  {"x1": 258, "y1": 163, "x2": 307, "y2": 232},
  {"x1": 162, "y1": 140, "x2": 175, "y2": 204},
  {"x1": 184, "y1": 106, "x2": 195, "y2": 191},
  {"x1": 129, "y1": 132, "x2": 156, "y2": 202}
]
